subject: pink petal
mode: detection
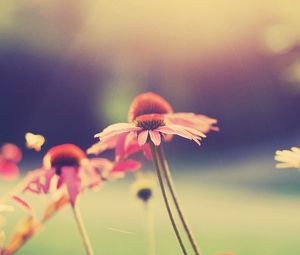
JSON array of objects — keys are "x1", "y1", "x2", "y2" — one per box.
[
  {"x1": 24, "y1": 177, "x2": 45, "y2": 194},
  {"x1": 124, "y1": 143, "x2": 142, "y2": 158},
  {"x1": 100, "y1": 123, "x2": 136, "y2": 133},
  {"x1": 124, "y1": 132, "x2": 140, "y2": 156},
  {"x1": 0, "y1": 159, "x2": 20, "y2": 181},
  {"x1": 181, "y1": 126, "x2": 206, "y2": 138},
  {"x1": 165, "y1": 112, "x2": 219, "y2": 133},
  {"x1": 80, "y1": 165, "x2": 102, "y2": 190},
  {"x1": 95, "y1": 123, "x2": 135, "y2": 138},
  {"x1": 56, "y1": 175, "x2": 64, "y2": 189},
  {"x1": 156, "y1": 125, "x2": 193, "y2": 139},
  {"x1": 12, "y1": 195, "x2": 32, "y2": 212},
  {"x1": 143, "y1": 144, "x2": 152, "y2": 160},
  {"x1": 95, "y1": 123, "x2": 141, "y2": 140},
  {"x1": 87, "y1": 135, "x2": 118, "y2": 155},
  {"x1": 24, "y1": 184, "x2": 41, "y2": 194},
  {"x1": 138, "y1": 130, "x2": 149, "y2": 146},
  {"x1": 89, "y1": 158, "x2": 113, "y2": 170},
  {"x1": 157, "y1": 125, "x2": 201, "y2": 145},
  {"x1": 60, "y1": 167, "x2": 81, "y2": 206},
  {"x1": 111, "y1": 159, "x2": 142, "y2": 173},
  {"x1": 115, "y1": 133, "x2": 129, "y2": 162},
  {"x1": 42, "y1": 169, "x2": 56, "y2": 193},
  {"x1": 23, "y1": 168, "x2": 48, "y2": 194},
  {"x1": 149, "y1": 130, "x2": 161, "y2": 146}
]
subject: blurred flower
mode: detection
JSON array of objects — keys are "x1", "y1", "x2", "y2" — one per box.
[
  {"x1": 94, "y1": 92, "x2": 218, "y2": 154},
  {"x1": 0, "y1": 144, "x2": 22, "y2": 181},
  {"x1": 24, "y1": 144, "x2": 102, "y2": 206},
  {"x1": 131, "y1": 173, "x2": 155, "y2": 203},
  {"x1": 1, "y1": 216, "x2": 41, "y2": 255},
  {"x1": 275, "y1": 147, "x2": 300, "y2": 169},
  {"x1": 25, "y1": 132, "x2": 45, "y2": 152}
]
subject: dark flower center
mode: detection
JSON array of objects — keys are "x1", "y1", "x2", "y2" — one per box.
[
  {"x1": 128, "y1": 92, "x2": 173, "y2": 122},
  {"x1": 137, "y1": 188, "x2": 152, "y2": 202},
  {"x1": 44, "y1": 144, "x2": 86, "y2": 176},
  {"x1": 135, "y1": 114, "x2": 165, "y2": 130}
]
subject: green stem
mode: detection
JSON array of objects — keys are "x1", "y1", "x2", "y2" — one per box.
[
  {"x1": 144, "y1": 203, "x2": 156, "y2": 255},
  {"x1": 72, "y1": 202, "x2": 95, "y2": 255},
  {"x1": 150, "y1": 143, "x2": 187, "y2": 255},
  {"x1": 157, "y1": 145, "x2": 201, "y2": 255}
]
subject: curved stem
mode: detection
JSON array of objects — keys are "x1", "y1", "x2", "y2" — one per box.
[
  {"x1": 72, "y1": 202, "x2": 95, "y2": 255},
  {"x1": 150, "y1": 143, "x2": 187, "y2": 255},
  {"x1": 157, "y1": 145, "x2": 201, "y2": 255}
]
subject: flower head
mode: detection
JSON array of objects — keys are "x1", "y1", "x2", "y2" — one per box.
[
  {"x1": 95, "y1": 92, "x2": 216, "y2": 149},
  {"x1": 275, "y1": 147, "x2": 300, "y2": 169},
  {"x1": 0, "y1": 144, "x2": 22, "y2": 181},
  {"x1": 43, "y1": 144, "x2": 86, "y2": 174},
  {"x1": 25, "y1": 132, "x2": 45, "y2": 152},
  {"x1": 24, "y1": 144, "x2": 101, "y2": 206},
  {"x1": 131, "y1": 173, "x2": 155, "y2": 203}
]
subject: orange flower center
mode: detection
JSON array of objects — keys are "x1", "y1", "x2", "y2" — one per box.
[
  {"x1": 128, "y1": 92, "x2": 173, "y2": 122},
  {"x1": 135, "y1": 114, "x2": 165, "y2": 130},
  {"x1": 43, "y1": 144, "x2": 86, "y2": 175}
]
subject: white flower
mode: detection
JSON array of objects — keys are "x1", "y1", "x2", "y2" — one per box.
[
  {"x1": 25, "y1": 132, "x2": 45, "y2": 152},
  {"x1": 275, "y1": 147, "x2": 300, "y2": 169}
]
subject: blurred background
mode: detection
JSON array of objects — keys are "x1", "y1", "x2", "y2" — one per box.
[{"x1": 1, "y1": 0, "x2": 300, "y2": 254}]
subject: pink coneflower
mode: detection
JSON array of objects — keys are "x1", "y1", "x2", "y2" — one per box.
[
  {"x1": 93, "y1": 92, "x2": 218, "y2": 255},
  {"x1": 94, "y1": 92, "x2": 217, "y2": 153},
  {"x1": 23, "y1": 144, "x2": 99, "y2": 255},
  {"x1": 0, "y1": 144, "x2": 22, "y2": 181},
  {"x1": 25, "y1": 143, "x2": 141, "y2": 202},
  {"x1": 25, "y1": 144, "x2": 100, "y2": 206},
  {"x1": 96, "y1": 113, "x2": 206, "y2": 147},
  {"x1": 129, "y1": 92, "x2": 218, "y2": 132}
]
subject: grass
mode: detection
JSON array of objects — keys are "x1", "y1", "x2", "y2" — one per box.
[{"x1": 2, "y1": 158, "x2": 300, "y2": 255}]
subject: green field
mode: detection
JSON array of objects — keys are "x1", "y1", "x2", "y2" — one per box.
[{"x1": 2, "y1": 158, "x2": 300, "y2": 255}]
